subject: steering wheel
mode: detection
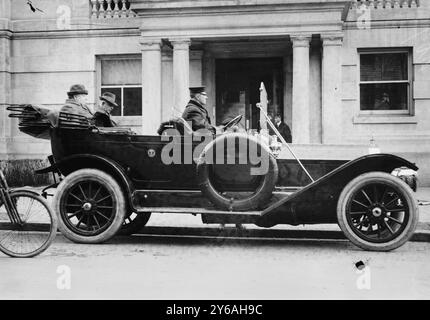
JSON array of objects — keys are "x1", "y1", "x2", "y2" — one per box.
[{"x1": 222, "y1": 115, "x2": 243, "y2": 131}]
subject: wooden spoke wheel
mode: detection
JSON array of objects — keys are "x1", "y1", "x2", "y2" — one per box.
[
  {"x1": 54, "y1": 169, "x2": 126, "y2": 244},
  {"x1": 337, "y1": 172, "x2": 418, "y2": 251}
]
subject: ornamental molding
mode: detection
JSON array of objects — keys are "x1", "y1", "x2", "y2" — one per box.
[{"x1": 290, "y1": 35, "x2": 312, "y2": 48}]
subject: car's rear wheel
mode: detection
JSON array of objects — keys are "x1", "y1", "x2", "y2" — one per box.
[
  {"x1": 118, "y1": 212, "x2": 151, "y2": 236},
  {"x1": 54, "y1": 168, "x2": 126, "y2": 244},
  {"x1": 337, "y1": 172, "x2": 418, "y2": 251}
]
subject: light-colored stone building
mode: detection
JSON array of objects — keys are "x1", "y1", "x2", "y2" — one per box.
[{"x1": 1, "y1": 0, "x2": 430, "y2": 184}]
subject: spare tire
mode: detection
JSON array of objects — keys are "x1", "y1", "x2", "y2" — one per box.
[{"x1": 196, "y1": 133, "x2": 278, "y2": 211}]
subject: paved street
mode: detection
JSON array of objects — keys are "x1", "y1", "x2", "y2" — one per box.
[
  {"x1": 1, "y1": 188, "x2": 430, "y2": 300},
  {"x1": 1, "y1": 227, "x2": 429, "y2": 300}
]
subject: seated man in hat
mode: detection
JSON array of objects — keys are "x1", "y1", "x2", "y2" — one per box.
[
  {"x1": 60, "y1": 84, "x2": 93, "y2": 119},
  {"x1": 93, "y1": 92, "x2": 118, "y2": 127},
  {"x1": 182, "y1": 86, "x2": 216, "y2": 135}
]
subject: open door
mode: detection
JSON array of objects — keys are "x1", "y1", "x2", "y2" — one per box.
[{"x1": 216, "y1": 58, "x2": 284, "y2": 131}]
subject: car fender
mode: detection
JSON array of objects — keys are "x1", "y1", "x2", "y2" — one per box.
[{"x1": 258, "y1": 153, "x2": 418, "y2": 226}]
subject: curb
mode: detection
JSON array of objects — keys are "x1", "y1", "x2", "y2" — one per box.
[{"x1": 137, "y1": 225, "x2": 430, "y2": 243}]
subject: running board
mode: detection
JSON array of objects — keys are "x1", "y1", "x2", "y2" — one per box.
[
  {"x1": 136, "y1": 207, "x2": 262, "y2": 217},
  {"x1": 131, "y1": 190, "x2": 293, "y2": 213}
]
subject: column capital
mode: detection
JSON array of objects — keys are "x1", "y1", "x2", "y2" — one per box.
[
  {"x1": 290, "y1": 35, "x2": 312, "y2": 48},
  {"x1": 321, "y1": 34, "x2": 344, "y2": 47},
  {"x1": 140, "y1": 39, "x2": 162, "y2": 51},
  {"x1": 170, "y1": 38, "x2": 191, "y2": 50}
]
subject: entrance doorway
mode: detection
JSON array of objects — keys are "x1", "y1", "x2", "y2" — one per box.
[{"x1": 215, "y1": 58, "x2": 284, "y2": 130}]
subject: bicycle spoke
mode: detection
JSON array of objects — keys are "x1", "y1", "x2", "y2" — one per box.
[
  {"x1": 23, "y1": 197, "x2": 35, "y2": 222},
  {"x1": 0, "y1": 192, "x2": 55, "y2": 257},
  {"x1": 0, "y1": 229, "x2": 15, "y2": 243},
  {"x1": 25, "y1": 201, "x2": 45, "y2": 222}
]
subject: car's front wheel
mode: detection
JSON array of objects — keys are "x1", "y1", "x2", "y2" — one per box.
[
  {"x1": 337, "y1": 172, "x2": 418, "y2": 251},
  {"x1": 54, "y1": 168, "x2": 126, "y2": 244}
]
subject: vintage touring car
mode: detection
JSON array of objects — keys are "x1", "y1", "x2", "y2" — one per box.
[{"x1": 8, "y1": 104, "x2": 419, "y2": 251}]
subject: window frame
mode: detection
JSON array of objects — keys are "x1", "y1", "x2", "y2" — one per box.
[
  {"x1": 96, "y1": 54, "x2": 142, "y2": 117},
  {"x1": 358, "y1": 48, "x2": 413, "y2": 116}
]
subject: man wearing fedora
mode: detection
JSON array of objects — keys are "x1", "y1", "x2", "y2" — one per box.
[
  {"x1": 182, "y1": 86, "x2": 216, "y2": 135},
  {"x1": 61, "y1": 84, "x2": 93, "y2": 119},
  {"x1": 93, "y1": 92, "x2": 118, "y2": 127}
]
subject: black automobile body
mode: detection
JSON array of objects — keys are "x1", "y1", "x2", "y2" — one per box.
[{"x1": 8, "y1": 105, "x2": 420, "y2": 251}]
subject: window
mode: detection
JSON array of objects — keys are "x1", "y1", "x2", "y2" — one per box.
[
  {"x1": 359, "y1": 49, "x2": 412, "y2": 114},
  {"x1": 100, "y1": 56, "x2": 142, "y2": 116}
]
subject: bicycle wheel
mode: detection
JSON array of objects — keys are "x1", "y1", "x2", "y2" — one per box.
[{"x1": 0, "y1": 190, "x2": 57, "y2": 258}]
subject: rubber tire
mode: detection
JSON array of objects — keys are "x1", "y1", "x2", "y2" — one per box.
[
  {"x1": 197, "y1": 135, "x2": 278, "y2": 211},
  {"x1": 337, "y1": 172, "x2": 418, "y2": 252},
  {"x1": 0, "y1": 190, "x2": 58, "y2": 258},
  {"x1": 54, "y1": 169, "x2": 126, "y2": 244},
  {"x1": 118, "y1": 212, "x2": 151, "y2": 236}
]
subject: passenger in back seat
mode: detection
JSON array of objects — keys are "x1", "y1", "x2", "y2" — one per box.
[
  {"x1": 93, "y1": 92, "x2": 118, "y2": 128},
  {"x1": 60, "y1": 84, "x2": 93, "y2": 119}
]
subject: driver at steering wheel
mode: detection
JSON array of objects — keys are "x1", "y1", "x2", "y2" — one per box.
[{"x1": 182, "y1": 86, "x2": 216, "y2": 135}]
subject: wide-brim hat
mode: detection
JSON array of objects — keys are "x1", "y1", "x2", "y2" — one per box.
[
  {"x1": 68, "y1": 84, "x2": 88, "y2": 95},
  {"x1": 100, "y1": 92, "x2": 118, "y2": 108}
]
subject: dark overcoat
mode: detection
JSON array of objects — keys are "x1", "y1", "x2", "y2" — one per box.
[
  {"x1": 182, "y1": 99, "x2": 216, "y2": 134},
  {"x1": 60, "y1": 99, "x2": 93, "y2": 119},
  {"x1": 93, "y1": 111, "x2": 116, "y2": 127},
  {"x1": 276, "y1": 122, "x2": 292, "y2": 143}
]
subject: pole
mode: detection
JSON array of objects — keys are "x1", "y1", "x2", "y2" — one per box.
[{"x1": 257, "y1": 103, "x2": 314, "y2": 183}]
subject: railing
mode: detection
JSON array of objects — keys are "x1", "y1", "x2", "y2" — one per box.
[
  {"x1": 90, "y1": 0, "x2": 136, "y2": 18},
  {"x1": 351, "y1": 0, "x2": 420, "y2": 8}
]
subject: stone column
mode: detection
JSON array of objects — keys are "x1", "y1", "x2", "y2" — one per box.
[
  {"x1": 321, "y1": 34, "x2": 343, "y2": 144},
  {"x1": 0, "y1": 33, "x2": 10, "y2": 139},
  {"x1": 283, "y1": 52, "x2": 293, "y2": 132},
  {"x1": 171, "y1": 38, "x2": 191, "y2": 112},
  {"x1": 291, "y1": 35, "x2": 311, "y2": 144},
  {"x1": 141, "y1": 39, "x2": 162, "y2": 135},
  {"x1": 0, "y1": 0, "x2": 11, "y2": 158},
  {"x1": 202, "y1": 50, "x2": 216, "y2": 124}
]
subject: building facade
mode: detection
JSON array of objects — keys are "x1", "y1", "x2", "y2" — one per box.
[{"x1": 1, "y1": 0, "x2": 430, "y2": 184}]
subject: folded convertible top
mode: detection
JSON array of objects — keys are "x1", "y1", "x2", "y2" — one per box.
[{"x1": 7, "y1": 104, "x2": 92, "y2": 140}]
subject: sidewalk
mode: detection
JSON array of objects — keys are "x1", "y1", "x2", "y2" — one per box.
[{"x1": 143, "y1": 187, "x2": 430, "y2": 242}]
